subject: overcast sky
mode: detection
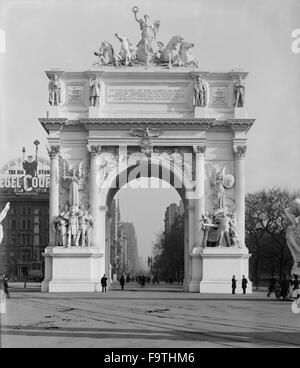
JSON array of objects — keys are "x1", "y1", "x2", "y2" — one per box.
[{"x1": 0, "y1": 0, "x2": 299, "y2": 261}]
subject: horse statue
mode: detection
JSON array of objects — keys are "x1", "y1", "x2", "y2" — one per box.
[
  {"x1": 114, "y1": 33, "x2": 136, "y2": 66},
  {"x1": 159, "y1": 35, "x2": 183, "y2": 65},
  {"x1": 178, "y1": 41, "x2": 199, "y2": 67},
  {"x1": 93, "y1": 41, "x2": 115, "y2": 66}
]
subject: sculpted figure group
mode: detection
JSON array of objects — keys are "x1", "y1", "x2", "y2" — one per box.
[
  {"x1": 202, "y1": 164, "x2": 241, "y2": 248},
  {"x1": 53, "y1": 204, "x2": 94, "y2": 247},
  {"x1": 92, "y1": 7, "x2": 199, "y2": 68},
  {"x1": 202, "y1": 210, "x2": 240, "y2": 248}
]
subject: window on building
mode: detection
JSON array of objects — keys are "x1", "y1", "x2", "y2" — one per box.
[
  {"x1": 22, "y1": 207, "x2": 26, "y2": 216},
  {"x1": 27, "y1": 219, "x2": 31, "y2": 229},
  {"x1": 27, "y1": 207, "x2": 31, "y2": 216},
  {"x1": 22, "y1": 219, "x2": 26, "y2": 229},
  {"x1": 11, "y1": 219, "x2": 16, "y2": 229}
]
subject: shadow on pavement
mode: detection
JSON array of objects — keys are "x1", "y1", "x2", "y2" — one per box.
[{"x1": 1, "y1": 325, "x2": 299, "y2": 346}]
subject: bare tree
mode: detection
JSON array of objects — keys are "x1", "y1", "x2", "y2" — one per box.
[{"x1": 246, "y1": 188, "x2": 298, "y2": 286}]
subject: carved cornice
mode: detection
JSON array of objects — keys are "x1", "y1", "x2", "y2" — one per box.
[
  {"x1": 233, "y1": 145, "x2": 247, "y2": 158},
  {"x1": 87, "y1": 144, "x2": 102, "y2": 158},
  {"x1": 225, "y1": 119, "x2": 255, "y2": 133},
  {"x1": 79, "y1": 118, "x2": 215, "y2": 130},
  {"x1": 39, "y1": 118, "x2": 67, "y2": 133},
  {"x1": 47, "y1": 145, "x2": 60, "y2": 158},
  {"x1": 45, "y1": 70, "x2": 65, "y2": 80}
]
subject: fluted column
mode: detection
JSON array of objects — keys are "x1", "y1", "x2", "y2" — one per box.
[
  {"x1": 193, "y1": 145, "x2": 206, "y2": 249},
  {"x1": 233, "y1": 145, "x2": 247, "y2": 247},
  {"x1": 47, "y1": 145, "x2": 60, "y2": 247},
  {"x1": 88, "y1": 145, "x2": 101, "y2": 248}
]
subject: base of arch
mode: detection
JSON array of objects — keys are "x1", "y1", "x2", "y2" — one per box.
[
  {"x1": 41, "y1": 247, "x2": 104, "y2": 293},
  {"x1": 199, "y1": 247, "x2": 252, "y2": 293}
]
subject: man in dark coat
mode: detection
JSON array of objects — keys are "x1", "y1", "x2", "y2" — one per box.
[
  {"x1": 280, "y1": 275, "x2": 289, "y2": 300},
  {"x1": 232, "y1": 275, "x2": 237, "y2": 294},
  {"x1": 2, "y1": 274, "x2": 9, "y2": 298},
  {"x1": 242, "y1": 275, "x2": 248, "y2": 294},
  {"x1": 267, "y1": 274, "x2": 277, "y2": 297},
  {"x1": 119, "y1": 275, "x2": 125, "y2": 291},
  {"x1": 100, "y1": 274, "x2": 107, "y2": 292}
]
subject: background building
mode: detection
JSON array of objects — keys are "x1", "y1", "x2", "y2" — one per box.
[
  {"x1": 164, "y1": 201, "x2": 184, "y2": 235},
  {"x1": 110, "y1": 199, "x2": 139, "y2": 279},
  {"x1": 0, "y1": 145, "x2": 50, "y2": 280}
]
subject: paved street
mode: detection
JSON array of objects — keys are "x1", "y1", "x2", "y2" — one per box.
[{"x1": 1, "y1": 283, "x2": 300, "y2": 348}]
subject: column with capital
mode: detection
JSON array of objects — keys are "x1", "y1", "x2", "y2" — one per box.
[
  {"x1": 47, "y1": 145, "x2": 60, "y2": 247},
  {"x1": 193, "y1": 144, "x2": 206, "y2": 248},
  {"x1": 188, "y1": 145, "x2": 206, "y2": 292},
  {"x1": 88, "y1": 145, "x2": 102, "y2": 248},
  {"x1": 233, "y1": 145, "x2": 247, "y2": 247}
]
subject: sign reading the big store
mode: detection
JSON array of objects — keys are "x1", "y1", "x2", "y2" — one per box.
[{"x1": 0, "y1": 157, "x2": 50, "y2": 193}]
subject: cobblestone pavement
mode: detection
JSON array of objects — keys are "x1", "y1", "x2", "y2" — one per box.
[{"x1": 1, "y1": 283, "x2": 299, "y2": 348}]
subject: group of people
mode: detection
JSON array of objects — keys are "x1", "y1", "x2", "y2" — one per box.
[
  {"x1": 267, "y1": 274, "x2": 299, "y2": 300},
  {"x1": 100, "y1": 274, "x2": 127, "y2": 292},
  {"x1": 232, "y1": 275, "x2": 248, "y2": 294}
]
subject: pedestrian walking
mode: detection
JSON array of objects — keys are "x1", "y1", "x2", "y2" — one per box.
[
  {"x1": 242, "y1": 275, "x2": 248, "y2": 294},
  {"x1": 119, "y1": 275, "x2": 125, "y2": 291},
  {"x1": 280, "y1": 275, "x2": 289, "y2": 300},
  {"x1": 274, "y1": 280, "x2": 281, "y2": 299},
  {"x1": 232, "y1": 275, "x2": 236, "y2": 294},
  {"x1": 2, "y1": 274, "x2": 9, "y2": 298},
  {"x1": 140, "y1": 275, "x2": 146, "y2": 288},
  {"x1": 293, "y1": 274, "x2": 299, "y2": 291},
  {"x1": 100, "y1": 274, "x2": 107, "y2": 292},
  {"x1": 267, "y1": 274, "x2": 277, "y2": 297}
]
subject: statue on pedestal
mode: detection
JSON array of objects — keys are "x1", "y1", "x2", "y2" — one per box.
[
  {"x1": 84, "y1": 210, "x2": 94, "y2": 247},
  {"x1": 0, "y1": 202, "x2": 10, "y2": 245},
  {"x1": 89, "y1": 76, "x2": 101, "y2": 106},
  {"x1": 67, "y1": 206, "x2": 79, "y2": 247},
  {"x1": 202, "y1": 210, "x2": 241, "y2": 248},
  {"x1": 75, "y1": 207, "x2": 87, "y2": 247},
  {"x1": 53, "y1": 205, "x2": 69, "y2": 247},
  {"x1": 132, "y1": 6, "x2": 160, "y2": 64},
  {"x1": 233, "y1": 76, "x2": 245, "y2": 107},
  {"x1": 48, "y1": 74, "x2": 61, "y2": 106},
  {"x1": 215, "y1": 166, "x2": 226, "y2": 209},
  {"x1": 193, "y1": 75, "x2": 208, "y2": 107}
]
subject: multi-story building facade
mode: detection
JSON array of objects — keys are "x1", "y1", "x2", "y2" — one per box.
[
  {"x1": 164, "y1": 201, "x2": 184, "y2": 235},
  {"x1": 0, "y1": 150, "x2": 50, "y2": 280},
  {"x1": 109, "y1": 199, "x2": 138, "y2": 278}
]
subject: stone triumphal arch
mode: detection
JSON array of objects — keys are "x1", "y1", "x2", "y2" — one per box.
[{"x1": 40, "y1": 8, "x2": 255, "y2": 293}]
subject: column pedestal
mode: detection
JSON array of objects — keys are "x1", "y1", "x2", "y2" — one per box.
[
  {"x1": 199, "y1": 247, "x2": 252, "y2": 293},
  {"x1": 41, "y1": 247, "x2": 103, "y2": 292}
]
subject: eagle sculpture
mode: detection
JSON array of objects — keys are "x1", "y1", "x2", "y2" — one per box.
[{"x1": 129, "y1": 127, "x2": 162, "y2": 138}]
